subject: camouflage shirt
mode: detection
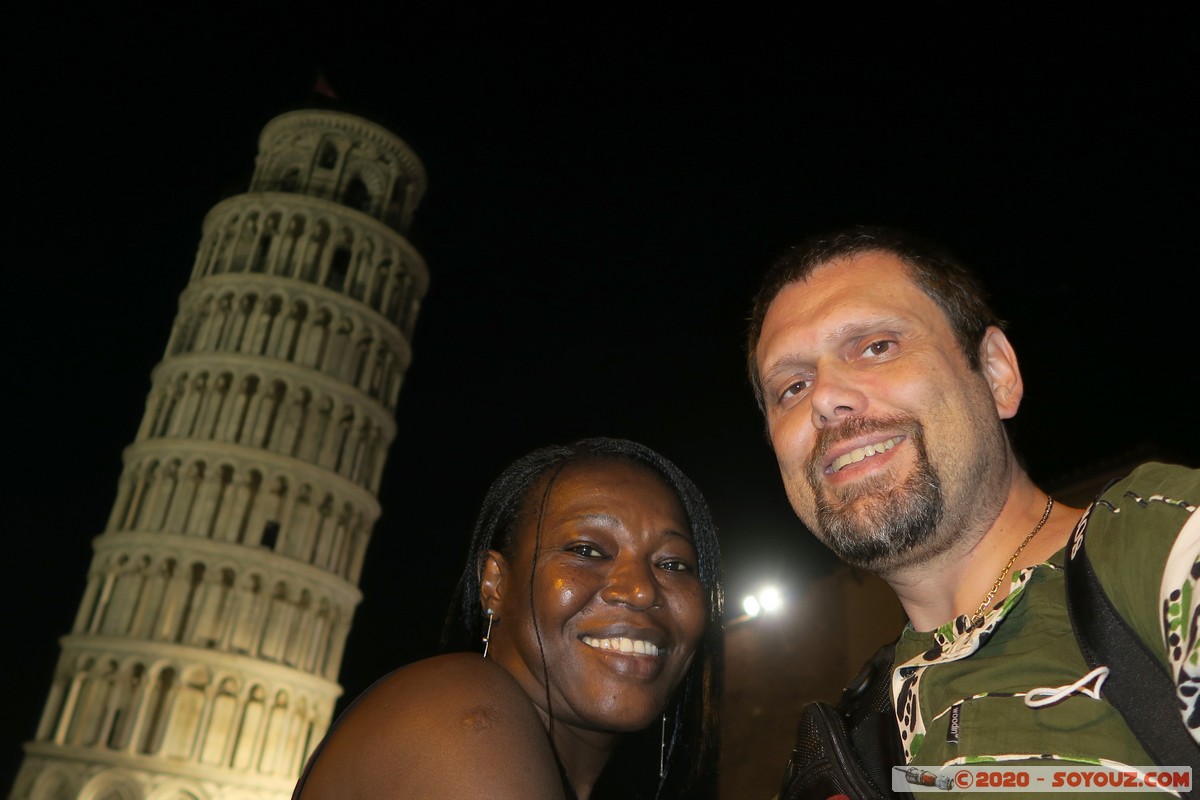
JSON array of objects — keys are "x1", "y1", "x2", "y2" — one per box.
[{"x1": 892, "y1": 462, "x2": 1199, "y2": 783}]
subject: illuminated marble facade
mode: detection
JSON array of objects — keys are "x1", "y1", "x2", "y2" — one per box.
[{"x1": 11, "y1": 107, "x2": 428, "y2": 800}]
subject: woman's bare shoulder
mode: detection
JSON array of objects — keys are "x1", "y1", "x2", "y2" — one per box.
[
  {"x1": 297, "y1": 653, "x2": 565, "y2": 799},
  {"x1": 336, "y1": 653, "x2": 542, "y2": 737}
]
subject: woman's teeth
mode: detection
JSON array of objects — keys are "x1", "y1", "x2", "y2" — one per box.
[{"x1": 581, "y1": 636, "x2": 661, "y2": 656}]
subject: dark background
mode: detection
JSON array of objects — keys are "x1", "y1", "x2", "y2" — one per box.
[{"x1": 4, "y1": 3, "x2": 1198, "y2": 787}]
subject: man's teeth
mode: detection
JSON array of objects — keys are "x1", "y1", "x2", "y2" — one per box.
[
  {"x1": 581, "y1": 636, "x2": 661, "y2": 656},
  {"x1": 830, "y1": 436, "x2": 902, "y2": 473}
]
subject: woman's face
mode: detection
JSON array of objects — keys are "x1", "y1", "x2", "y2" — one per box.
[{"x1": 484, "y1": 457, "x2": 707, "y2": 734}]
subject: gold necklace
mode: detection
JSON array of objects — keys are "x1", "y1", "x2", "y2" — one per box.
[{"x1": 969, "y1": 495, "x2": 1054, "y2": 630}]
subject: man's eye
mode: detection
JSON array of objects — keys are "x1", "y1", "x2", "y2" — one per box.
[
  {"x1": 779, "y1": 378, "x2": 812, "y2": 401},
  {"x1": 566, "y1": 543, "x2": 605, "y2": 558},
  {"x1": 658, "y1": 558, "x2": 693, "y2": 573},
  {"x1": 863, "y1": 339, "x2": 895, "y2": 357}
]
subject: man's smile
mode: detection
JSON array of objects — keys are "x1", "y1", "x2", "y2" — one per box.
[{"x1": 828, "y1": 435, "x2": 904, "y2": 473}]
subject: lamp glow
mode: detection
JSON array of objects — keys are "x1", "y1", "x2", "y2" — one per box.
[
  {"x1": 732, "y1": 584, "x2": 789, "y2": 625},
  {"x1": 759, "y1": 585, "x2": 783, "y2": 612}
]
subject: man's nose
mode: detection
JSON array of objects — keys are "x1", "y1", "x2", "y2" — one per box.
[{"x1": 810, "y1": 364, "x2": 867, "y2": 429}]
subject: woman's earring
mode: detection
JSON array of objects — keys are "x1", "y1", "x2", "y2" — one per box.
[
  {"x1": 659, "y1": 711, "x2": 667, "y2": 779},
  {"x1": 482, "y1": 608, "x2": 495, "y2": 658}
]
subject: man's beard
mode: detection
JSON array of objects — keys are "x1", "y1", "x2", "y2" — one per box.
[{"x1": 805, "y1": 415, "x2": 944, "y2": 571}]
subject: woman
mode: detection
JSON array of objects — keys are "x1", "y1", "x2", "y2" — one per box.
[{"x1": 294, "y1": 437, "x2": 724, "y2": 800}]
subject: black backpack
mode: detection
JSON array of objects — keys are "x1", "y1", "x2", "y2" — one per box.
[
  {"x1": 780, "y1": 639, "x2": 911, "y2": 800},
  {"x1": 779, "y1": 511, "x2": 1198, "y2": 800}
]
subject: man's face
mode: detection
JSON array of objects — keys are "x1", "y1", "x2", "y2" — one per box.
[{"x1": 754, "y1": 251, "x2": 1011, "y2": 572}]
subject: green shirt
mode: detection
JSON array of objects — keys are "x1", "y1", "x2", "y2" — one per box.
[{"x1": 892, "y1": 462, "x2": 1199, "y2": 776}]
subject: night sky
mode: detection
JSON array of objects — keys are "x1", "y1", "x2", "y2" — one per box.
[{"x1": 5, "y1": 5, "x2": 1198, "y2": 785}]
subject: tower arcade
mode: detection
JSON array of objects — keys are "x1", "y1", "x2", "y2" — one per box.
[{"x1": 10, "y1": 106, "x2": 428, "y2": 800}]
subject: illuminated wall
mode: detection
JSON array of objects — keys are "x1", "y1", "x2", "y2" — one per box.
[{"x1": 10, "y1": 107, "x2": 428, "y2": 800}]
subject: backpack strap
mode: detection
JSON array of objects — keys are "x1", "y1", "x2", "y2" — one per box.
[
  {"x1": 839, "y1": 639, "x2": 912, "y2": 797},
  {"x1": 1064, "y1": 505, "x2": 1199, "y2": 776},
  {"x1": 779, "y1": 639, "x2": 914, "y2": 800}
]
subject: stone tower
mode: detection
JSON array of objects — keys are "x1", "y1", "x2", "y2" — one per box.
[{"x1": 10, "y1": 104, "x2": 428, "y2": 800}]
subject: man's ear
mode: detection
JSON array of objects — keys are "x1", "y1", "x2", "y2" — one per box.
[
  {"x1": 480, "y1": 549, "x2": 508, "y2": 617},
  {"x1": 980, "y1": 326, "x2": 1023, "y2": 420}
]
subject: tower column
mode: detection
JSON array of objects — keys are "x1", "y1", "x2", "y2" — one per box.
[{"x1": 11, "y1": 105, "x2": 429, "y2": 800}]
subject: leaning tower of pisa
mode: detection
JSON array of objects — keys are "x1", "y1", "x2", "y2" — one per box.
[{"x1": 10, "y1": 105, "x2": 429, "y2": 800}]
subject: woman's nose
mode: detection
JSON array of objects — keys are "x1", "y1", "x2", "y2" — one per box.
[{"x1": 600, "y1": 558, "x2": 660, "y2": 611}]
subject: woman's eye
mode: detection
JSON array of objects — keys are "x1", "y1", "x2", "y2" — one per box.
[
  {"x1": 566, "y1": 543, "x2": 604, "y2": 558},
  {"x1": 658, "y1": 558, "x2": 693, "y2": 573}
]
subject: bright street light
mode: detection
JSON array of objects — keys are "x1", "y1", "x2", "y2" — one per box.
[
  {"x1": 758, "y1": 585, "x2": 782, "y2": 612},
  {"x1": 736, "y1": 584, "x2": 785, "y2": 623}
]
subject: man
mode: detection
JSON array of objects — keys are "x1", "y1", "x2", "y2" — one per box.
[{"x1": 746, "y1": 225, "x2": 1198, "y2": 789}]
